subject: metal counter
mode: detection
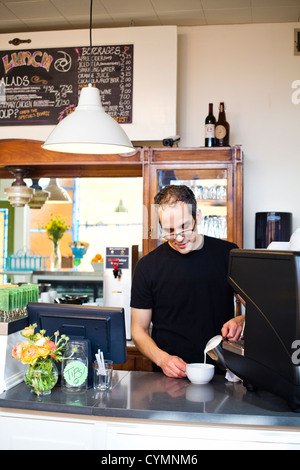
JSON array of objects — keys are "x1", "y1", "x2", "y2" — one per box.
[{"x1": 1, "y1": 371, "x2": 300, "y2": 428}]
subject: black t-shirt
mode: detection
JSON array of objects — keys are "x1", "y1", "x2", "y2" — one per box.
[{"x1": 130, "y1": 236, "x2": 237, "y2": 368}]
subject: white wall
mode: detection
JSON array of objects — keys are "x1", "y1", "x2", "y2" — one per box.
[
  {"x1": 1, "y1": 23, "x2": 300, "y2": 249},
  {"x1": 0, "y1": 179, "x2": 29, "y2": 252},
  {"x1": 0, "y1": 26, "x2": 177, "y2": 141},
  {"x1": 177, "y1": 23, "x2": 300, "y2": 248}
]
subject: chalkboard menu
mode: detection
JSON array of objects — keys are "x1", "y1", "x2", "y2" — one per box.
[{"x1": 0, "y1": 44, "x2": 133, "y2": 126}]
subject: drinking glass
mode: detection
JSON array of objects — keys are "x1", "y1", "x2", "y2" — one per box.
[{"x1": 93, "y1": 360, "x2": 113, "y2": 391}]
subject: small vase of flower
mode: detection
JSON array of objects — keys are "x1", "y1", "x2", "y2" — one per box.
[
  {"x1": 24, "y1": 357, "x2": 58, "y2": 396},
  {"x1": 50, "y1": 240, "x2": 61, "y2": 271},
  {"x1": 41, "y1": 213, "x2": 70, "y2": 271},
  {"x1": 12, "y1": 324, "x2": 74, "y2": 396}
]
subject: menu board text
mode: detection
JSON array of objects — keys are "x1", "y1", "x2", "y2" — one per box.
[{"x1": 0, "y1": 44, "x2": 133, "y2": 125}]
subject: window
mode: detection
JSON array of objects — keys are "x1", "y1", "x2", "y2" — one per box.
[
  {"x1": 0, "y1": 202, "x2": 14, "y2": 283},
  {"x1": 30, "y1": 177, "x2": 143, "y2": 271}
]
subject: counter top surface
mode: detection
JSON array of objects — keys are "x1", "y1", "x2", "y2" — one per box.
[
  {"x1": 32, "y1": 270, "x2": 102, "y2": 278},
  {"x1": 1, "y1": 371, "x2": 300, "y2": 427}
]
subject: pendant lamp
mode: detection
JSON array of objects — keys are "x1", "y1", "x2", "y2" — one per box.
[
  {"x1": 114, "y1": 198, "x2": 128, "y2": 213},
  {"x1": 42, "y1": 0, "x2": 134, "y2": 155},
  {"x1": 28, "y1": 179, "x2": 50, "y2": 209},
  {"x1": 4, "y1": 167, "x2": 34, "y2": 208},
  {"x1": 44, "y1": 178, "x2": 71, "y2": 203}
]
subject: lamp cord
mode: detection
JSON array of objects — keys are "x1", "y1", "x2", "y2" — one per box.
[{"x1": 89, "y1": 0, "x2": 93, "y2": 84}]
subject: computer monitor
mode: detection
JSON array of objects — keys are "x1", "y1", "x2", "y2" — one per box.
[{"x1": 27, "y1": 302, "x2": 127, "y2": 385}]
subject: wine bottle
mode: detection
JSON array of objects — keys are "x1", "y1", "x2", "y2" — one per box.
[
  {"x1": 215, "y1": 102, "x2": 230, "y2": 147},
  {"x1": 204, "y1": 103, "x2": 216, "y2": 147}
]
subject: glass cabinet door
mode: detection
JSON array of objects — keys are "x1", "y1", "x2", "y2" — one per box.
[
  {"x1": 157, "y1": 168, "x2": 228, "y2": 240},
  {"x1": 142, "y1": 145, "x2": 242, "y2": 255},
  {"x1": 146, "y1": 163, "x2": 236, "y2": 254}
]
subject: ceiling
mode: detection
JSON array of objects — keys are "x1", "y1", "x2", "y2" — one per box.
[{"x1": 0, "y1": 0, "x2": 300, "y2": 34}]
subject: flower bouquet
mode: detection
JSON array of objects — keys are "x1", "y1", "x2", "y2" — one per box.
[
  {"x1": 12, "y1": 324, "x2": 73, "y2": 396},
  {"x1": 41, "y1": 213, "x2": 70, "y2": 270}
]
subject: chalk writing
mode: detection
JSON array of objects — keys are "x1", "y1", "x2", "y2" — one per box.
[{"x1": 0, "y1": 44, "x2": 133, "y2": 125}]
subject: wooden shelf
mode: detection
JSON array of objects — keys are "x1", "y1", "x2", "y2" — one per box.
[{"x1": 197, "y1": 199, "x2": 226, "y2": 206}]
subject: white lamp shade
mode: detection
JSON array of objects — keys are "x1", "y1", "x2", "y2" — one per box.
[
  {"x1": 42, "y1": 84, "x2": 134, "y2": 155},
  {"x1": 44, "y1": 178, "x2": 71, "y2": 203}
]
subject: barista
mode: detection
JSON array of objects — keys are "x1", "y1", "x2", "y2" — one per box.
[{"x1": 131, "y1": 184, "x2": 243, "y2": 378}]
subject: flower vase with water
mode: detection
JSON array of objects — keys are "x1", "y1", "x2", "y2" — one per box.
[{"x1": 50, "y1": 241, "x2": 61, "y2": 270}]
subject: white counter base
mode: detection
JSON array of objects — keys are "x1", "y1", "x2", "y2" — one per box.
[{"x1": 1, "y1": 407, "x2": 300, "y2": 450}]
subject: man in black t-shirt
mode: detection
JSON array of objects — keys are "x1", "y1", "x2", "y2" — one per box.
[{"x1": 130, "y1": 185, "x2": 244, "y2": 378}]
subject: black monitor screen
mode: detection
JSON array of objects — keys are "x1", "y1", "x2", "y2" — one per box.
[
  {"x1": 27, "y1": 302, "x2": 127, "y2": 365},
  {"x1": 228, "y1": 249, "x2": 300, "y2": 357}
]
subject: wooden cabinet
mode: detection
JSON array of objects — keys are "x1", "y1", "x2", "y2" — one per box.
[
  {"x1": 114, "y1": 345, "x2": 152, "y2": 372},
  {"x1": 143, "y1": 146, "x2": 243, "y2": 253}
]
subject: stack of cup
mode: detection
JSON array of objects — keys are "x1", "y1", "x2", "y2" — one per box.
[{"x1": 0, "y1": 284, "x2": 39, "y2": 321}]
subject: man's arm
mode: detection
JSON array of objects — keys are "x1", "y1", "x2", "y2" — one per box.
[{"x1": 131, "y1": 307, "x2": 187, "y2": 378}]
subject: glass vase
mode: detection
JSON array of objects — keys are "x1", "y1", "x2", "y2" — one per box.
[
  {"x1": 24, "y1": 358, "x2": 58, "y2": 396},
  {"x1": 50, "y1": 241, "x2": 61, "y2": 271}
]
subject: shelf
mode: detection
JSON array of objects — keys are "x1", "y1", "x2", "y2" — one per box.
[{"x1": 196, "y1": 199, "x2": 226, "y2": 206}]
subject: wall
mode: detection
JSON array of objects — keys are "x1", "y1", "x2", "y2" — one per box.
[
  {"x1": 1, "y1": 23, "x2": 300, "y2": 249},
  {"x1": 0, "y1": 26, "x2": 177, "y2": 141},
  {"x1": 177, "y1": 22, "x2": 300, "y2": 248}
]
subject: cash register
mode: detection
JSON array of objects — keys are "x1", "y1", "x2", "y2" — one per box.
[{"x1": 221, "y1": 249, "x2": 300, "y2": 411}]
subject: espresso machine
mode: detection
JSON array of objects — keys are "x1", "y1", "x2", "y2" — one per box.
[{"x1": 219, "y1": 249, "x2": 300, "y2": 411}]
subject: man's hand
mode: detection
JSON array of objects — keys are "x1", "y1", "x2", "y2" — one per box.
[
  {"x1": 221, "y1": 315, "x2": 245, "y2": 342},
  {"x1": 132, "y1": 307, "x2": 187, "y2": 378},
  {"x1": 158, "y1": 352, "x2": 187, "y2": 378}
]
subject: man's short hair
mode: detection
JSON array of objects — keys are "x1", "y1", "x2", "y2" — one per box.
[{"x1": 154, "y1": 185, "x2": 197, "y2": 221}]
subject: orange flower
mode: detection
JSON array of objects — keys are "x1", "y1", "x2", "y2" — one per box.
[
  {"x1": 45, "y1": 340, "x2": 57, "y2": 351},
  {"x1": 12, "y1": 342, "x2": 23, "y2": 360},
  {"x1": 45, "y1": 340, "x2": 57, "y2": 359},
  {"x1": 36, "y1": 346, "x2": 49, "y2": 358},
  {"x1": 21, "y1": 326, "x2": 35, "y2": 338},
  {"x1": 12, "y1": 324, "x2": 70, "y2": 367},
  {"x1": 20, "y1": 344, "x2": 40, "y2": 364}
]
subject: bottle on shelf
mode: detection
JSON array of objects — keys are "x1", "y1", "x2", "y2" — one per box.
[
  {"x1": 204, "y1": 103, "x2": 216, "y2": 147},
  {"x1": 215, "y1": 102, "x2": 230, "y2": 147}
]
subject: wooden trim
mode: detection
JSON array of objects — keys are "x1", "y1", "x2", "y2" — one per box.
[
  {"x1": 0, "y1": 138, "x2": 143, "y2": 178},
  {"x1": 0, "y1": 165, "x2": 143, "y2": 179},
  {"x1": 151, "y1": 146, "x2": 234, "y2": 162}
]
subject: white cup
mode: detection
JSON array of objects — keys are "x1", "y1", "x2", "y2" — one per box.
[
  {"x1": 49, "y1": 290, "x2": 57, "y2": 302},
  {"x1": 40, "y1": 292, "x2": 51, "y2": 303},
  {"x1": 186, "y1": 363, "x2": 215, "y2": 385},
  {"x1": 290, "y1": 229, "x2": 300, "y2": 250}
]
